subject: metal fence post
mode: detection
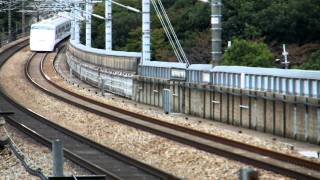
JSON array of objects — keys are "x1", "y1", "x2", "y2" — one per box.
[
  {"x1": 0, "y1": 135, "x2": 9, "y2": 149},
  {"x1": 52, "y1": 139, "x2": 64, "y2": 177},
  {"x1": 0, "y1": 117, "x2": 5, "y2": 127},
  {"x1": 163, "y1": 89, "x2": 172, "y2": 114},
  {"x1": 239, "y1": 168, "x2": 258, "y2": 180},
  {"x1": 0, "y1": 118, "x2": 9, "y2": 148},
  {"x1": 80, "y1": 65, "x2": 83, "y2": 81},
  {"x1": 0, "y1": 32, "x2": 2, "y2": 48},
  {"x1": 69, "y1": 67, "x2": 73, "y2": 78},
  {"x1": 101, "y1": 79, "x2": 105, "y2": 96},
  {"x1": 317, "y1": 108, "x2": 320, "y2": 144}
]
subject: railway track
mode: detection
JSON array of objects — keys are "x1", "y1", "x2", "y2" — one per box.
[
  {"x1": 30, "y1": 44, "x2": 320, "y2": 179},
  {"x1": 2, "y1": 39, "x2": 319, "y2": 179},
  {"x1": 26, "y1": 43, "x2": 320, "y2": 179},
  {"x1": 0, "y1": 40, "x2": 178, "y2": 180}
]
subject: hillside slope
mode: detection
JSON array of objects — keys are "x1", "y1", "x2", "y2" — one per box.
[{"x1": 88, "y1": 0, "x2": 320, "y2": 69}]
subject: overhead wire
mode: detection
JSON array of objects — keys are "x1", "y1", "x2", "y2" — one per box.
[
  {"x1": 156, "y1": 0, "x2": 190, "y2": 66},
  {"x1": 150, "y1": 0, "x2": 184, "y2": 63},
  {"x1": 150, "y1": 0, "x2": 190, "y2": 66}
]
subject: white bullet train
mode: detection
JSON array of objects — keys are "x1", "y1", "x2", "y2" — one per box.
[{"x1": 30, "y1": 17, "x2": 71, "y2": 52}]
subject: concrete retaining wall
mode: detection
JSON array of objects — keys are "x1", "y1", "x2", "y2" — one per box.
[
  {"x1": 68, "y1": 42, "x2": 139, "y2": 72},
  {"x1": 133, "y1": 76, "x2": 320, "y2": 144},
  {"x1": 66, "y1": 52, "x2": 134, "y2": 98},
  {"x1": 65, "y1": 41, "x2": 320, "y2": 145}
]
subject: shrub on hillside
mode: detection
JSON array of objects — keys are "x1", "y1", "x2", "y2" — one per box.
[
  {"x1": 298, "y1": 50, "x2": 320, "y2": 70},
  {"x1": 222, "y1": 39, "x2": 275, "y2": 67}
]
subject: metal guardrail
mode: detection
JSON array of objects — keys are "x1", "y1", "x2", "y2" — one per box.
[{"x1": 139, "y1": 64, "x2": 320, "y2": 99}]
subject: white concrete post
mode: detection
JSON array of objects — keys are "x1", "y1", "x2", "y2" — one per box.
[
  {"x1": 71, "y1": 21, "x2": 75, "y2": 40},
  {"x1": 240, "y1": 73, "x2": 245, "y2": 89},
  {"x1": 69, "y1": 67, "x2": 73, "y2": 78},
  {"x1": 105, "y1": 0, "x2": 112, "y2": 50},
  {"x1": 75, "y1": 2, "x2": 80, "y2": 44},
  {"x1": 163, "y1": 89, "x2": 172, "y2": 114},
  {"x1": 142, "y1": 0, "x2": 151, "y2": 64},
  {"x1": 71, "y1": 5, "x2": 75, "y2": 40},
  {"x1": 86, "y1": 0, "x2": 92, "y2": 47}
]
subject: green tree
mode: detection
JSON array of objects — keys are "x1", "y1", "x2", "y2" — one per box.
[
  {"x1": 298, "y1": 50, "x2": 320, "y2": 70},
  {"x1": 222, "y1": 39, "x2": 275, "y2": 67},
  {"x1": 92, "y1": 4, "x2": 105, "y2": 49},
  {"x1": 223, "y1": 0, "x2": 320, "y2": 43},
  {"x1": 88, "y1": 0, "x2": 320, "y2": 64},
  {"x1": 91, "y1": 0, "x2": 212, "y2": 63}
]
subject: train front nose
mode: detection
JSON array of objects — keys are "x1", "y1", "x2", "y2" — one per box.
[
  {"x1": 30, "y1": 31, "x2": 55, "y2": 51},
  {"x1": 30, "y1": 39, "x2": 53, "y2": 51}
]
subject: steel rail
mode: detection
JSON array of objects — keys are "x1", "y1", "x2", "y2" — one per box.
[
  {"x1": 53, "y1": 48, "x2": 320, "y2": 172},
  {"x1": 0, "y1": 40, "x2": 177, "y2": 180},
  {"x1": 25, "y1": 51, "x2": 178, "y2": 180},
  {"x1": 30, "y1": 46, "x2": 320, "y2": 179},
  {"x1": 0, "y1": 41, "x2": 120, "y2": 180}
]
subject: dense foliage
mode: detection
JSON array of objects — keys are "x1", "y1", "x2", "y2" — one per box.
[
  {"x1": 89, "y1": 0, "x2": 211, "y2": 63},
  {"x1": 1, "y1": 0, "x2": 319, "y2": 68},
  {"x1": 0, "y1": 11, "x2": 23, "y2": 39},
  {"x1": 88, "y1": 0, "x2": 319, "y2": 68},
  {"x1": 0, "y1": 1, "x2": 33, "y2": 40},
  {"x1": 222, "y1": 39, "x2": 274, "y2": 67},
  {"x1": 297, "y1": 50, "x2": 320, "y2": 70},
  {"x1": 223, "y1": 0, "x2": 320, "y2": 43}
]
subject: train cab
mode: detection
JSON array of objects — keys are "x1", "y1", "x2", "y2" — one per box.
[{"x1": 30, "y1": 17, "x2": 71, "y2": 52}]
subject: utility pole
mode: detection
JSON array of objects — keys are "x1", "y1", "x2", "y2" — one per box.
[
  {"x1": 282, "y1": 44, "x2": 290, "y2": 69},
  {"x1": 105, "y1": 0, "x2": 112, "y2": 50},
  {"x1": 8, "y1": 0, "x2": 12, "y2": 41},
  {"x1": 71, "y1": 2, "x2": 75, "y2": 40},
  {"x1": 21, "y1": 0, "x2": 25, "y2": 34},
  {"x1": 211, "y1": 0, "x2": 222, "y2": 67},
  {"x1": 0, "y1": 28, "x2": 3, "y2": 47},
  {"x1": 74, "y1": 2, "x2": 80, "y2": 44},
  {"x1": 86, "y1": 0, "x2": 92, "y2": 47},
  {"x1": 142, "y1": 0, "x2": 151, "y2": 64},
  {"x1": 15, "y1": 21, "x2": 18, "y2": 37}
]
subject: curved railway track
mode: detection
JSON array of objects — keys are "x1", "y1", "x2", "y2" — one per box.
[
  {"x1": 41, "y1": 46, "x2": 320, "y2": 179},
  {"x1": 0, "y1": 40, "x2": 178, "y2": 180},
  {"x1": 2, "y1": 39, "x2": 319, "y2": 179}
]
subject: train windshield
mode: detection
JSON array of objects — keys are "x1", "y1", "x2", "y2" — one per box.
[{"x1": 31, "y1": 26, "x2": 54, "y2": 30}]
